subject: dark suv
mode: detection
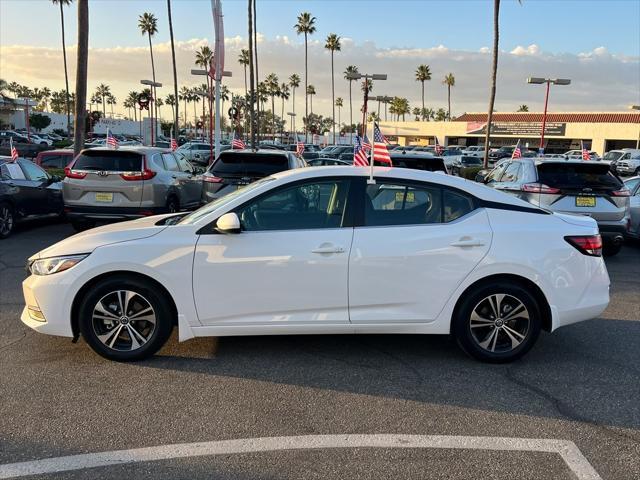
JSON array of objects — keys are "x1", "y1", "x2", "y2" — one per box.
[{"x1": 201, "y1": 149, "x2": 306, "y2": 204}]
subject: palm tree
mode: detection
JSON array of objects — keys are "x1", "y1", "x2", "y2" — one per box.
[
  {"x1": 307, "y1": 85, "x2": 316, "y2": 115},
  {"x1": 412, "y1": 107, "x2": 421, "y2": 121},
  {"x1": 335, "y1": 97, "x2": 343, "y2": 131},
  {"x1": 138, "y1": 12, "x2": 159, "y2": 136},
  {"x1": 324, "y1": 33, "x2": 341, "y2": 142},
  {"x1": 179, "y1": 86, "x2": 191, "y2": 128},
  {"x1": 279, "y1": 82, "x2": 290, "y2": 134},
  {"x1": 238, "y1": 49, "x2": 250, "y2": 96},
  {"x1": 435, "y1": 108, "x2": 447, "y2": 121},
  {"x1": 195, "y1": 45, "x2": 214, "y2": 131},
  {"x1": 165, "y1": 93, "x2": 176, "y2": 125},
  {"x1": 288, "y1": 74, "x2": 300, "y2": 135},
  {"x1": 52, "y1": 0, "x2": 73, "y2": 137},
  {"x1": 517, "y1": 104, "x2": 529, "y2": 112},
  {"x1": 220, "y1": 84, "x2": 230, "y2": 128},
  {"x1": 422, "y1": 107, "x2": 435, "y2": 122},
  {"x1": 40, "y1": 87, "x2": 52, "y2": 112},
  {"x1": 167, "y1": 0, "x2": 179, "y2": 140},
  {"x1": 391, "y1": 97, "x2": 410, "y2": 121},
  {"x1": 483, "y1": 0, "x2": 521, "y2": 167},
  {"x1": 107, "y1": 94, "x2": 117, "y2": 117},
  {"x1": 155, "y1": 97, "x2": 163, "y2": 120},
  {"x1": 265, "y1": 73, "x2": 279, "y2": 116},
  {"x1": 443, "y1": 73, "x2": 455, "y2": 120},
  {"x1": 294, "y1": 11, "x2": 316, "y2": 142},
  {"x1": 74, "y1": 0, "x2": 89, "y2": 156},
  {"x1": 344, "y1": 65, "x2": 358, "y2": 143},
  {"x1": 127, "y1": 91, "x2": 139, "y2": 122},
  {"x1": 7, "y1": 82, "x2": 21, "y2": 97},
  {"x1": 415, "y1": 64, "x2": 432, "y2": 112},
  {"x1": 94, "y1": 84, "x2": 110, "y2": 116}
]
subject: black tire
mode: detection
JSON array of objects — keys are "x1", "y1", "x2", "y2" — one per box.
[
  {"x1": 603, "y1": 241, "x2": 622, "y2": 257},
  {"x1": 78, "y1": 275, "x2": 174, "y2": 361},
  {"x1": 0, "y1": 202, "x2": 15, "y2": 239},
  {"x1": 452, "y1": 281, "x2": 542, "y2": 363},
  {"x1": 70, "y1": 219, "x2": 96, "y2": 232},
  {"x1": 166, "y1": 196, "x2": 179, "y2": 213}
]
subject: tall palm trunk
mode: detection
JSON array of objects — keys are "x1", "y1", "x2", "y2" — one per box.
[
  {"x1": 348, "y1": 82, "x2": 353, "y2": 143},
  {"x1": 483, "y1": 0, "x2": 500, "y2": 168},
  {"x1": 447, "y1": 85, "x2": 451, "y2": 120},
  {"x1": 281, "y1": 96, "x2": 285, "y2": 137},
  {"x1": 243, "y1": 65, "x2": 248, "y2": 96},
  {"x1": 167, "y1": 0, "x2": 179, "y2": 139},
  {"x1": 253, "y1": 0, "x2": 260, "y2": 142},
  {"x1": 147, "y1": 32, "x2": 157, "y2": 142},
  {"x1": 102, "y1": 98, "x2": 106, "y2": 116},
  {"x1": 330, "y1": 51, "x2": 336, "y2": 143},
  {"x1": 291, "y1": 86, "x2": 296, "y2": 138},
  {"x1": 304, "y1": 32, "x2": 308, "y2": 143},
  {"x1": 248, "y1": 0, "x2": 256, "y2": 148},
  {"x1": 271, "y1": 95, "x2": 275, "y2": 134},
  {"x1": 59, "y1": 1, "x2": 71, "y2": 138},
  {"x1": 73, "y1": 0, "x2": 89, "y2": 157}
]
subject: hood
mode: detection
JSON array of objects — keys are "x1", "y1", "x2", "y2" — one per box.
[{"x1": 32, "y1": 215, "x2": 173, "y2": 260}]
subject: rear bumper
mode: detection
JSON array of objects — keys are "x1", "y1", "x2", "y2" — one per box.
[
  {"x1": 64, "y1": 205, "x2": 166, "y2": 221},
  {"x1": 598, "y1": 222, "x2": 627, "y2": 244}
]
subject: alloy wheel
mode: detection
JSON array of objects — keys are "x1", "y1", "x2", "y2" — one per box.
[
  {"x1": 469, "y1": 293, "x2": 530, "y2": 353},
  {"x1": 92, "y1": 290, "x2": 156, "y2": 351},
  {"x1": 0, "y1": 206, "x2": 14, "y2": 236}
]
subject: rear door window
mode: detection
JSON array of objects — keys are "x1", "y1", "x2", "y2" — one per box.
[
  {"x1": 537, "y1": 163, "x2": 622, "y2": 191},
  {"x1": 41, "y1": 155, "x2": 65, "y2": 168},
  {"x1": 211, "y1": 153, "x2": 289, "y2": 178},
  {"x1": 73, "y1": 151, "x2": 143, "y2": 172},
  {"x1": 19, "y1": 160, "x2": 49, "y2": 182}
]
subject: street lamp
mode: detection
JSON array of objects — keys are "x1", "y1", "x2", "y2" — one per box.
[
  {"x1": 140, "y1": 79, "x2": 162, "y2": 146},
  {"x1": 527, "y1": 77, "x2": 571, "y2": 154},
  {"x1": 345, "y1": 72, "x2": 387, "y2": 139}
]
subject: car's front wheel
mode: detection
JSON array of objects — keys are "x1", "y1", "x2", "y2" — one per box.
[
  {"x1": 0, "y1": 202, "x2": 15, "y2": 239},
  {"x1": 78, "y1": 275, "x2": 174, "y2": 361},
  {"x1": 453, "y1": 282, "x2": 542, "y2": 363}
]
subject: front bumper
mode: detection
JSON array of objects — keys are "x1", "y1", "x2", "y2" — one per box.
[{"x1": 21, "y1": 273, "x2": 75, "y2": 338}]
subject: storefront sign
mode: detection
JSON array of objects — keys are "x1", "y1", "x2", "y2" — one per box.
[{"x1": 466, "y1": 121, "x2": 566, "y2": 136}]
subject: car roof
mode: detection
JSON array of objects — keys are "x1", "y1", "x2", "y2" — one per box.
[
  {"x1": 533, "y1": 158, "x2": 608, "y2": 166},
  {"x1": 39, "y1": 149, "x2": 74, "y2": 155},
  {"x1": 267, "y1": 166, "x2": 542, "y2": 208},
  {"x1": 220, "y1": 149, "x2": 291, "y2": 156},
  {"x1": 81, "y1": 146, "x2": 170, "y2": 155}
]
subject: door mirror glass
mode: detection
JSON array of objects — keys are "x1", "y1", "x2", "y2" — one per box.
[{"x1": 215, "y1": 212, "x2": 241, "y2": 234}]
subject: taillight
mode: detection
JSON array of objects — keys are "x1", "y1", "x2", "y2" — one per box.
[
  {"x1": 120, "y1": 169, "x2": 156, "y2": 181},
  {"x1": 565, "y1": 235, "x2": 603, "y2": 257},
  {"x1": 203, "y1": 175, "x2": 223, "y2": 183},
  {"x1": 611, "y1": 187, "x2": 630, "y2": 197},
  {"x1": 522, "y1": 183, "x2": 560, "y2": 194},
  {"x1": 64, "y1": 167, "x2": 87, "y2": 179}
]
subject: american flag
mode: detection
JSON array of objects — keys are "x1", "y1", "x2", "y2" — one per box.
[
  {"x1": 373, "y1": 123, "x2": 391, "y2": 165},
  {"x1": 362, "y1": 134, "x2": 371, "y2": 152},
  {"x1": 232, "y1": 132, "x2": 246, "y2": 149},
  {"x1": 296, "y1": 141, "x2": 305, "y2": 156},
  {"x1": 511, "y1": 140, "x2": 522, "y2": 159},
  {"x1": 434, "y1": 137, "x2": 444, "y2": 156},
  {"x1": 581, "y1": 141, "x2": 590, "y2": 161},
  {"x1": 353, "y1": 136, "x2": 369, "y2": 167},
  {"x1": 170, "y1": 136, "x2": 178, "y2": 151},
  {"x1": 9, "y1": 138, "x2": 19, "y2": 162},
  {"x1": 106, "y1": 130, "x2": 119, "y2": 149}
]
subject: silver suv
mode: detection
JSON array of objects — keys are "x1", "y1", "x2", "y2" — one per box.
[
  {"x1": 481, "y1": 158, "x2": 631, "y2": 256},
  {"x1": 63, "y1": 147, "x2": 202, "y2": 230},
  {"x1": 614, "y1": 150, "x2": 640, "y2": 177}
]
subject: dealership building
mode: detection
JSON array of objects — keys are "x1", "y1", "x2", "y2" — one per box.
[{"x1": 379, "y1": 112, "x2": 640, "y2": 155}]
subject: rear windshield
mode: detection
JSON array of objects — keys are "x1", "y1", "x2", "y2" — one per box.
[
  {"x1": 461, "y1": 157, "x2": 482, "y2": 165},
  {"x1": 390, "y1": 156, "x2": 447, "y2": 172},
  {"x1": 73, "y1": 151, "x2": 143, "y2": 171},
  {"x1": 211, "y1": 152, "x2": 289, "y2": 177},
  {"x1": 537, "y1": 163, "x2": 622, "y2": 191}
]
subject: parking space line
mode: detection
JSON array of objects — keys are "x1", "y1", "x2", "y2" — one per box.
[{"x1": 0, "y1": 434, "x2": 602, "y2": 479}]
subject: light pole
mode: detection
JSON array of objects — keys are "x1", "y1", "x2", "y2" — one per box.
[
  {"x1": 345, "y1": 72, "x2": 387, "y2": 139},
  {"x1": 631, "y1": 105, "x2": 640, "y2": 149},
  {"x1": 287, "y1": 112, "x2": 296, "y2": 143},
  {"x1": 527, "y1": 77, "x2": 570, "y2": 154},
  {"x1": 141, "y1": 79, "x2": 162, "y2": 146},
  {"x1": 192, "y1": 68, "x2": 232, "y2": 163}
]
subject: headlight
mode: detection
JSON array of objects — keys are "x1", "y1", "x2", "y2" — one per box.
[{"x1": 30, "y1": 254, "x2": 88, "y2": 276}]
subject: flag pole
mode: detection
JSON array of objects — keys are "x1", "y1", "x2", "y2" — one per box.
[{"x1": 368, "y1": 120, "x2": 375, "y2": 184}]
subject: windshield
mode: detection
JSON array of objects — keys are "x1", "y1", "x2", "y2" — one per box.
[
  {"x1": 211, "y1": 152, "x2": 289, "y2": 177},
  {"x1": 603, "y1": 151, "x2": 624, "y2": 161},
  {"x1": 72, "y1": 151, "x2": 143, "y2": 171},
  {"x1": 537, "y1": 162, "x2": 622, "y2": 191},
  {"x1": 179, "y1": 176, "x2": 275, "y2": 225}
]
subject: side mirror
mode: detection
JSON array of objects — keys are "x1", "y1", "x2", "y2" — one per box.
[
  {"x1": 215, "y1": 212, "x2": 241, "y2": 234},
  {"x1": 475, "y1": 172, "x2": 487, "y2": 183}
]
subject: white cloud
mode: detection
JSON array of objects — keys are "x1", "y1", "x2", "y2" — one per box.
[{"x1": 1, "y1": 36, "x2": 638, "y2": 120}]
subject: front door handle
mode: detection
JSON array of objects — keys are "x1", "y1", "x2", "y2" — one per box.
[
  {"x1": 450, "y1": 238, "x2": 486, "y2": 247},
  {"x1": 311, "y1": 244, "x2": 345, "y2": 254}
]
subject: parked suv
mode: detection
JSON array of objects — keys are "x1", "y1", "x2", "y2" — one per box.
[
  {"x1": 35, "y1": 149, "x2": 74, "y2": 171},
  {"x1": 481, "y1": 158, "x2": 630, "y2": 255},
  {"x1": 614, "y1": 150, "x2": 640, "y2": 177},
  {"x1": 202, "y1": 149, "x2": 305, "y2": 204},
  {"x1": 63, "y1": 147, "x2": 202, "y2": 230}
]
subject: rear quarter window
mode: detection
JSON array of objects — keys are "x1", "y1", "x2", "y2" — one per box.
[{"x1": 73, "y1": 151, "x2": 143, "y2": 172}]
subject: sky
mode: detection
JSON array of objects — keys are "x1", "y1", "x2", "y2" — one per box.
[{"x1": 1, "y1": 0, "x2": 639, "y2": 120}]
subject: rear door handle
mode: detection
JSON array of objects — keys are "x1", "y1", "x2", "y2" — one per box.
[
  {"x1": 311, "y1": 244, "x2": 345, "y2": 254},
  {"x1": 450, "y1": 238, "x2": 486, "y2": 247}
]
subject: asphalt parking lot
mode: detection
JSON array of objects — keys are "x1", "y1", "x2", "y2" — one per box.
[{"x1": 0, "y1": 219, "x2": 638, "y2": 479}]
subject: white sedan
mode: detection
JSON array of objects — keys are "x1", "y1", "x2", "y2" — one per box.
[{"x1": 22, "y1": 167, "x2": 610, "y2": 363}]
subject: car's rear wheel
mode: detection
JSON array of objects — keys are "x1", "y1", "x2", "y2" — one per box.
[
  {"x1": 453, "y1": 282, "x2": 542, "y2": 363},
  {"x1": 0, "y1": 202, "x2": 15, "y2": 239},
  {"x1": 603, "y1": 241, "x2": 622, "y2": 257},
  {"x1": 166, "y1": 196, "x2": 179, "y2": 213},
  {"x1": 70, "y1": 219, "x2": 96, "y2": 232},
  {"x1": 78, "y1": 275, "x2": 174, "y2": 361}
]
